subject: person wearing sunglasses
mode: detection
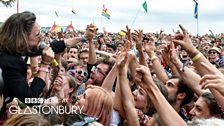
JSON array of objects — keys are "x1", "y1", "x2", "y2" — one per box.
[
  {"x1": 68, "y1": 64, "x2": 88, "y2": 96},
  {"x1": 208, "y1": 47, "x2": 224, "y2": 68}
]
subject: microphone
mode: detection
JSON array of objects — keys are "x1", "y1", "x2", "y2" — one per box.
[{"x1": 38, "y1": 42, "x2": 59, "y2": 67}]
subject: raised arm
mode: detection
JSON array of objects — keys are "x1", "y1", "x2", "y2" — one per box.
[
  {"x1": 172, "y1": 24, "x2": 219, "y2": 76},
  {"x1": 134, "y1": 29, "x2": 147, "y2": 66},
  {"x1": 144, "y1": 37, "x2": 169, "y2": 84},
  {"x1": 117, "y1": 41, "x2": 139, "y2": 126},
  {"x1": 135, "y1": 65, "x2": 187, "y2": 126},
  {"x1": 199, "y1": 62, "x2": 224, "y2": 110},
  {"x1": 101, "y1": 64, "x2": 118, "y2": 94},
  {"x1": 169, "y1": 42, "x2": 203, "y2": 96},
  {"x1": 172, "y1": 24, "x2": 224, "y2": 109},
  {"x1": 87, "y1": 24, "x2": 98, "y2": 64}
]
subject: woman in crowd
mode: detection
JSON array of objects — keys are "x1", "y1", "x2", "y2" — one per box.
[
  {"x1": 189, "y1": 92, "x2": 222, "y2": 119},
  {"x1": 76, "y1": 85, "x2": 113, "y2": 125}
]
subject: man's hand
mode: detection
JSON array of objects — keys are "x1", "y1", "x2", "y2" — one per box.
[
  {"x1": 84, "y1": 24, "x2": 98, "y2": 41},
  {"x1": 172, "y1": 24, "x2": 197, "y2": 55},
  {"x1": 134, "y1": 29, "x2": 143, "y2": 51}
]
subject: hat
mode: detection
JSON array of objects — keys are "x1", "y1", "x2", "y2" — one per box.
[
  {"x1": 209, "y1": 46, "x2": 221, "y2": 54},
  {"x1": 106, "y1": 43, "x2": 117, "y2": 51}
]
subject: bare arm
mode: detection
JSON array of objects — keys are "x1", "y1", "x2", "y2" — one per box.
[
  {"x1": 172, "y1": 24, "x2": 224, "y2": 110},
  {"x1": 113, "y1": 75, "x2": 126, "y2": 118},
  {"x1": 134, "y1": 29, "x2": 147, "y2": 66},
  {"x1": 147, "y1": 51, "x2": 169, "y2": 84},
  {"x1": 117, "y1": 50, "x2": 139, "y2": 126},
  {"x1": 101, "y1": 64, "x2": 117, "y2": 94},
  {"x1": 136, "y1": 65, "x2": 187, "y2": 126},
  {"x1": 169, "y1": 42, "x2": 203, "y2": 96},
  {"x1": 144, "y1": 39, "x2": 169, "y2": 84},
  {"x1": 64, "y1": 37, "x2": 82, "y2": 48},
  {"x1": 199, "y1": 62, "x2": 224, "y2": 110},
  {"x1": 86, "y1": 25, "x2": 98, "y2": 64}
]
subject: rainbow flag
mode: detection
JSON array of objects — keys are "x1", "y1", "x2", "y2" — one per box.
[
  {"x1": 193, "y1": 0, "x2": 198, "y2": 19},
  {"x1": 102, "y1": 4, "x2": 110, "y2": 19}
]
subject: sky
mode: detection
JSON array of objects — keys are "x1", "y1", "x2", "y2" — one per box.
[{"x1": 0, "y1": 0, "x2": 224, "y2": 35}]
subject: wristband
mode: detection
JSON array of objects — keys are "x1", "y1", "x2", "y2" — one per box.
[
  {"x1": 82, "y1": 35, "x2": 87, "y2": 43},
  {"x1": 38, "y1": 67, "x2": 49, "y2": 73},
  {"x1": 192, "y1": 53, "x2": 203, "y2": 62}
]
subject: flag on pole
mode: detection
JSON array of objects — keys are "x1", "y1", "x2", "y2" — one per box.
[
  {"x1": 55, "y1": 11, "x2": 59, "y2": 17},
  {"x1": 142, "y1": 1, "x2": 148, "y2": 13},
  {"x1": 102, "y1": 4, "x2": 110, "y2": 19},
  {"x1": 193, "y1": 0, "x2": 198, "y2": 19},
  {"x1": 72, "y1": 8, "x2": 76, "y2": 15}
]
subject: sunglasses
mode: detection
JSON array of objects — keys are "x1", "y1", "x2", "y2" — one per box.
[
  {"x1": 91, "y1": 66, "x2": 106, "y2": 77},
  {"x1": 209, "y1": 51, "x2": 217, "y2": 54},
  {"x1": 76, "y1": 70, "x2": 88, "y2": 77}
]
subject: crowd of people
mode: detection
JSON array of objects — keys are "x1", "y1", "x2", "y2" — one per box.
[{"x1": 0, "y1": 11, "x2": 224, "y2": 126}]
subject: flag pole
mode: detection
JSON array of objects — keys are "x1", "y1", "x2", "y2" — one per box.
[
  {"x1": 197, "y1": 16, "x2": 199, "y2": 36},
  {"x1": 197, "y1": 1, "x2": 199, "y2": 36},
  {"x1": 131, "y1": 6, "x2": 141, "y2": 29},
  {"x1": 17, "y1": 0, "x2": 19, "y2": 13}
]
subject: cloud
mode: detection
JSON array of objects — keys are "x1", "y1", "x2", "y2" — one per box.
[{"x1": 0, "y1": 0, "x2": 224, "y2": 35}]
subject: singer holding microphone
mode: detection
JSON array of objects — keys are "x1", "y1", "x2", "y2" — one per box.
[{"x1": 0, "y1": 11, "x2": 97, "y2": 115}]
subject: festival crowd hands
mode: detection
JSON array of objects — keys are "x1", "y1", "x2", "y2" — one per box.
[{"x1": 1, "y1": 11, "x2": 224, "y2": 126}]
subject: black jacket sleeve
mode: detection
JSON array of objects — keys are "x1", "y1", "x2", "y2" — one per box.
[
  {"x1": 50, "y1": 40, "x2": 66, "y2": 54},
  {"x1": 0, "y1": 52, "x2": 45, "y2": 103}
]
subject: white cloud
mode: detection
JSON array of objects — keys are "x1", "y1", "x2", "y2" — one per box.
[{"x1": 0, "y1": 0, "x2": 224, "y2": 35}]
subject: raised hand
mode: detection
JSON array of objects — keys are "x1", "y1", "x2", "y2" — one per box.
[
  {"x1": 135, "y1": 65, "x2": 154, "y2": 89},
  {"x1": 200, "y1": 74, "x2": 224, "y2": 96},
  {"x1": 169, "y1": 41, "x2": 180, "y2": 64},
  {"x1": 84, "y1": 24, "x2": 98, "y2": 41},
  {"x1": 200, "y1": 61, "x2": 224, "y2": 95},
  {"x1": 172, "y1": 25, "x2": 197, "y2": 54},
  {"x1": 116, "y1": 40, "x2": 131, "y2": 71},
  {"x1": 121, "y1": 25, "x2": 132, "y2": 44},
  {"x1": 42, "y1": 47, "x2": 55, "y2": 65},
  {"x1": 144, "y1": 34, "x2": 156, "y2": 55},
  {"x1": 133, "y1": 29, "x2": 143, "y2": 51}
]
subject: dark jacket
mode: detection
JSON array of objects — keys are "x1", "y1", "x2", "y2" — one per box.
[{"x1": 0, "y1": 40, "x2": 66, "y2": 116}]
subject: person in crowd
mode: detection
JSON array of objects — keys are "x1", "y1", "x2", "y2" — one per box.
[
  {"x1": 76, "y1": 85, "x2": 113, "y2": 125},
  {"x1": 79, "y1": 48, "x2": 89, "y2": 65},
  {"x1": 86, "y1": 33, "x2": 115, "y2": 86},
  {"x1": 51, "y1": 73, "x2": 76, "y2": 101},
  {"x1": 67, "y1": 45, "x2": 79, "y2": 61},
  {"x1": 208, "y1": 46, "x2": 224, "y2": 68},
  {"x1": 189, "y1": 92, "x2": 222, "y2": 119},
  {"x1": 0, "y1": 11, "x2": 97, "y2": 117},
  {"x1": 106, "y1": 43, "x2": 117, "y2": 54}
]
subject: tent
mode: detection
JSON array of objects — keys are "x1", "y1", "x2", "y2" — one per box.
[{"x1": 49, "y1": 22, "x2": 75, "y2": 33}]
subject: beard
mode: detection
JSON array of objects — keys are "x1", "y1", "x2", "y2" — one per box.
[
  {"x1": 168, "y1": 94, "x2": 177, "y2": 105},
  {"x1": 92, "y1": 79, "x2": 103, "y2": 86}
]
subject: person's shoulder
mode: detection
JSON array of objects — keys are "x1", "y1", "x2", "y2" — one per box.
[{"x1": 0, "y1": 51, "x2": 25, "y2": 68}]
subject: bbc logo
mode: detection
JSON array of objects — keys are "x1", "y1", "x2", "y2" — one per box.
[{"x1": 25, "y1": 98, "x2": 44, "y2": 104}]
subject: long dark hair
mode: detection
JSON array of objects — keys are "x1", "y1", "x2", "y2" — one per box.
[{"x1": 0, "y1": 11, "x2": 36, "y2": 55}]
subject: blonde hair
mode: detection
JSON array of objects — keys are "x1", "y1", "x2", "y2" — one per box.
[
  {"x1": 4, "y1": 109, "x2": 50, "y2": 126},
  {"x1": 86, "y1": 85, "x2": 113, "y2": 125}
]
